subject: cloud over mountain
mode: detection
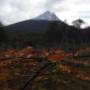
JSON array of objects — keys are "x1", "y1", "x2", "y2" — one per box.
[{"x1": 0, "y1": 0, "x2": 90, "y2": 25}]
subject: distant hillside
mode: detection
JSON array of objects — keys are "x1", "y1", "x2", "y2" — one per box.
[
  {"x1": 5, "y1": 20, "x2": 65, "y2": 33},
  {"x1": 3, "y1": 19, "x2": 90, "y2": 50}
]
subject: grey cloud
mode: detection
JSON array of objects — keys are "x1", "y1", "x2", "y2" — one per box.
[
  {"x1": 45, "y1": 0, "x2": 63, "y2": 10},
  {"x1": 0, "y1": 0, "x2": 90, "y2": 25}
]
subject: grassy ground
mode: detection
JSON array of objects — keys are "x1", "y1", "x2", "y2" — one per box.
[
  {"x1": 0, "y1": 47, "x2": 90, "y2": 90},
  {"x1": 0, "y1": 57, "x2": 90, "y2": 90}
]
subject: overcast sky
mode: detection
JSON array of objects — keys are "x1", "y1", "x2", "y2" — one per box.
[{"x1": 0, "y1": 0, "x2": 90, "y2": 26}]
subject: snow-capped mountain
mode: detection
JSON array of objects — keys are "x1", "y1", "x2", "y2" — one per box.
[
  {"x1": 34, "y1": 11, "x2": 60, "y2": 21},
  {"x1": 5, "y1": 11, "x2": 66, "y2": 33}
]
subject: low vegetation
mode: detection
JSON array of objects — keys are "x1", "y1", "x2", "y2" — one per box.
[{"x1": 0, "y1": 47, "x2": 90, "y2": 90}]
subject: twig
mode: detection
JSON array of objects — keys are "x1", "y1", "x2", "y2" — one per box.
[{"x1": 20, "y1": 61, "x2": 50, "y2": 90}]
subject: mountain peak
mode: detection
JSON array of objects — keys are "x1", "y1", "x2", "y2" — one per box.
[{"x1": 34, "y1": 11, "x2": 60, "y2": 21}]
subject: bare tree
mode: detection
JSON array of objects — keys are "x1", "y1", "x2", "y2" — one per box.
[
  {"x1": 0, "y1": 22, "x2": 7, "y2": 45},
  {"x1": 72, "y1": 19, "x2": 85, "y2": 28}
]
